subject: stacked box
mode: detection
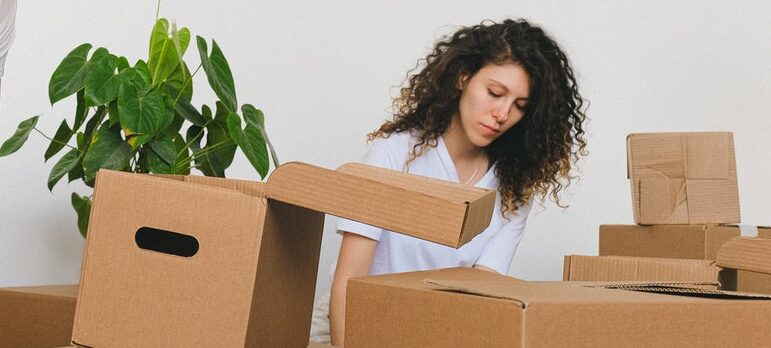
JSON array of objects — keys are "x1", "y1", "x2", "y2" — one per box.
[{"x1": 0, "y1": 285, "x2": 77, "y2": 348}]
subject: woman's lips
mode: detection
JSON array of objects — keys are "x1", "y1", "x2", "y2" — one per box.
[{"x1": 481, "y1": 124, "x2": 500, "y2": 135}]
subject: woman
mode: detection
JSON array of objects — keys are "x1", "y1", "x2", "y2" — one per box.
[{"x1": 322, "y1": 18, "x2": 587, "y2": 346}]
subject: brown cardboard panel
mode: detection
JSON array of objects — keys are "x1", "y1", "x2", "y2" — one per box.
[
  {"x1": 563, "y1": 255, "x2": 719, "y2": 283},
  {"x1": 266, "y1": 162, "x2": 495, "y2": 248},
  {"x1": 716, "y1": 237, "x2": 771, "y2": 274},
  {"x1": 599, "y1": 224, "x2": 740, "y2": 260},
  {"x1": 685, "y1": 132, "x2": 730, "y2": 179},
  {"x1": 627, "y1": 132, "x2": 739, "y2": 225},
  {"x1": 347, "y1": 268, "x2": 771, "y2": 347},
  {"x1": 0, "y1": 285, "x2": 77, "y2": 348},
  {"x1": 638, "y1": 178, "x2": 687, "y2": 224},
  {"x1": 685, "y1": 179, "x2": 740, "y2": 224},
  {"x1": 735, "y1": 270, "x2": 771, "y2": 293}
]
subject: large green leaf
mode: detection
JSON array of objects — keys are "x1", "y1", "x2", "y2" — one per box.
[
  {"x1": 196, "y1": 102, "x2": 235, "y2": 177},
  {"x1": 196, "y1": 36, "x2": 237, "y2": 113},
  {"x1": 242, "y1": 104, "x2": 279, "y2": 167},
  {"x1": 227, "y1": 113, "x2": 268, "y2": 178},
  {"x1": 148, "y1": 19, "x2": 182, "y2": 86},
  {"x1": 84, "y1": 52, "x2": 120, "y2": 106},
  {"x1": 49, "y1": 44, "x2": 92, "y2": 105},
  {"x1": 149, "y1": 135, "x2": 177, "y2": 165},
  {"x1": 43, "y1": 119, "x2": 73, "y2": 161},
  {"x1": 74, "y1": 90, "x2": 88, "y2": 131},
  {"x1": 48, "y1": 148, "x2": 83, "y2": 191},
  {"x1": 173, "y1": 95, "x2": 206, "y2": 126},
  {"x1": 82, "y1": 123, "x2": 132, "y2": 183},
  {"x1": 67, "y1": 135, "x2": 86, "y2": 183},
  {"x1": 71, "y1": 193, "x2": 92, "y2": 238},
  {"x1": 165, "y1": 63, "x2": 193, "y2": 103},
  {"x1": 0, "y1": 115, "x2": 39, "y2": 157},
  {"x1": 118, "y1": 82, "x2": 168, "y2": 148},
  {"x1": 172, "y1": 133, "x2": 190, "y2": 175}
]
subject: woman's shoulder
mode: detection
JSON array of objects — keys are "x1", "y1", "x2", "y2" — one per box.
[{"x1": 370, "y1": 131, "x2": 417, "y2": 155}]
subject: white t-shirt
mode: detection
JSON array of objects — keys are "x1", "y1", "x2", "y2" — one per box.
[
  {"x1": 0, "y1": 0, "x2": 17, "y2": 78},
  {"x1": 337, "y1": 131, "x2": 531, "y2": 275}
]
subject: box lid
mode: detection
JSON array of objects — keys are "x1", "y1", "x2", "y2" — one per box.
[
  {"x1": 626, "y1": 132, "x2": 739, "y2": 224},
  {"x1": 265, "y1": 162, "x2": 496, "y2": 248},
  {"x1": 716, "y1": 236, "x2": 771, "y2": 274}
]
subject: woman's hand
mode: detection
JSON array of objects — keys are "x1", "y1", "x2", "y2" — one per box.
[{"x1": 330, "y1": 232, "x2": 377, "y2": 347}]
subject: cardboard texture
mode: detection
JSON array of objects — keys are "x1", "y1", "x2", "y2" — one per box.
[
  {"x1": 716, "y1": 236, "x2": 771, "y2": 293},
  {"x1": 346, "y1": 268, "x2": 771, "y2": 348},
  {"x1": 599, "y1": 224, "x2": 740, "y2": 260},
  {"x1": 627, "y1": 132, "x2": 739, "y2": 224},
  {"x1": 0, "y1": 285, "x2": 78, "y2": 348},
  {"x1": 72, "y1": 162, "x2": 495, "y2": 348},
  {"x1": 563, "y1": 255, "x2": 720, "y2": 283}
]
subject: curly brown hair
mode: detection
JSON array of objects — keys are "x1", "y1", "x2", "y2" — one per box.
[{"x1": 369, "y1": 18, "x2": 588, "y2": 215}]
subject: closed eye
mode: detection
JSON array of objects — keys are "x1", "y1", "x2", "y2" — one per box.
[{"x1": 488, "y1": 89, "x2": 502, "y2": 98}]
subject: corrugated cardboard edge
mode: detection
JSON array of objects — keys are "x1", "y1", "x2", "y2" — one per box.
[
  {"x1": 265, "y1": 162, "x2": 495, "y2": 248},
  {"x1": 716, "y1": 236, "x2": 771, "y2": 274}
]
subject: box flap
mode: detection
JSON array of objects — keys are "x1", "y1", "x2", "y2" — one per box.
[
  {"x1": 638, "y1": 178, "x2": 688, "y2": 224},
  {"x1": 716, "y1": 236, "x2": 771, "y2": 274},
  {"x1": 685, "y1": 132, "x2": 730, "y2": 179},
  {"x1": 563, "y1": 255, "x2": 719, "y2": 283},
  {"x1": 265, "y1": 162, "x2": 495, "y2": 248}
]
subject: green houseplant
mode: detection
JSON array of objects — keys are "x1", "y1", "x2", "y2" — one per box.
[{"x1": 0, "y1": 17, "x2": 278, "y2": 237}]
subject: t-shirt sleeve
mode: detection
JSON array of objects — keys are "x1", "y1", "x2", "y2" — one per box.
[
  {"x1": 336, "y1": 139, "x2": 395, "y2": 241},
  {"x1": 474, "y1": 199, "x2": 533, "y2": 274}
]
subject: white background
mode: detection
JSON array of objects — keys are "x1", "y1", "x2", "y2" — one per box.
[{"x1": 1, "y1": 1, "x2": 770, "y2": 305}]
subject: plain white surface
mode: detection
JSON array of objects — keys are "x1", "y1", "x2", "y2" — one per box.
[{"x1": 1, "y1": 2, "x2": 770, "y2": 307}]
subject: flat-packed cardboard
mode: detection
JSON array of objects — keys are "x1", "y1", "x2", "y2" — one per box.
[
  {"x1": 346, "y1": 268, "x2": 771, "y2": 347},
  {"x1": 627, "y1": 132, "x2": 739, "y2": 224},
  {"x1": 563, "y1": 255, "x2": 720, "y2": 283},
  {"x1": 599, "y1": 224, "x2": 741, "y2": 260},
  {"x1": 72, "y1": 162, "x2": 495, "y2": 348},
  {"x1": 0, "y1": 285, "x2": 78, "y2": 348},
  {"x1": 716, "y1": 236, "x2": 771, "y2": 293}
]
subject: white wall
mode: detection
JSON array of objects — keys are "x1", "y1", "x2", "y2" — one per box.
[{"x1": 1, "y1": 1, "x2": 770, "y2": 305}]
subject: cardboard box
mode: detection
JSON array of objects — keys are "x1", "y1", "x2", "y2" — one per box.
[
  {"x1": 716, "y1": 236, "x2": 771, "y2": 293},
  {"x1": 346, "y1": 268, "x2": 771, "y2": 347},
  {"x1": 627, "y1": 132, "x2": 739, "y2": 224},
  {"x1": 599, "y1": 224, "x2": 742, "y2": 260},
  {"x1": 308, "y1": 342, "x2": 337, "y2": 348},
  {"x1": 72, "y1": 162, "x2": 495, "y2": 348},
  {"x1": 0, "y1": 284, "x2": 78, "y2": 348},
  {"x1": 563, "y1": 255, "x2": 720, "y2": 283}
]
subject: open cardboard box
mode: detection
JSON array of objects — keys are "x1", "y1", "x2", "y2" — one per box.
[
  {"x1": 563, "y1": 255, "x2": 720, "y2": 284},
  {"x1": 0, "y1": 284, "x2": 78, "y2": 348},
  {"x1": 626, "y1": 132, "x2": 740, "y2": 225},
  {"x1": 72, "y1": 162, "x2": 495, "y2": 347},
  {"x1": 346, "y1": 268, "x2": 771, "y2": 347}
]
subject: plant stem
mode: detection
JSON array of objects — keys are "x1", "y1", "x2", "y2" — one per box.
[
  {"x1": 33, "y1": 128, "x2": 80, "y2": 153},
  {"x1": 155, "y1": 0, "x2": 161, "y2": 22},
  {"x1": 172, "y1": 63, "x2": 203, "y2": 107}
]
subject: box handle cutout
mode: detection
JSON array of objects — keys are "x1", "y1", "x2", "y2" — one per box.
[{"x1": 135, "y1": 227, "x2": 199, "y2": 257}]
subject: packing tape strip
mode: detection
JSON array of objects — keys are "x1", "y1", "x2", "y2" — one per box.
[{"x1": 739, "y1": 225, "x2": 758, "y2": 237}]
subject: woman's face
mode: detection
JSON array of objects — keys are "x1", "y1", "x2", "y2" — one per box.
[{"x1": 456, "y1": 62, "x2": 530, "y2": 148}]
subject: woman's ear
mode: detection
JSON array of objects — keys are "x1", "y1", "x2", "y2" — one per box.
[{"x1": 458, "y1": 72, "x2": 470, "y2": 90}]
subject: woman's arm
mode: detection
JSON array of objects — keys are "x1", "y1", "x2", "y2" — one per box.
[{"x1": 330, "y1": 232, "x2": 378, "y2": 347}]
